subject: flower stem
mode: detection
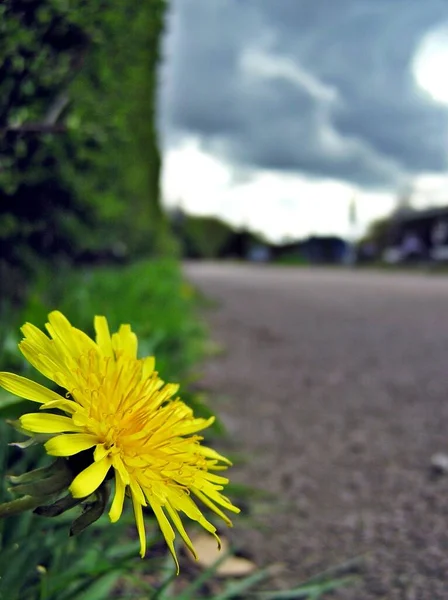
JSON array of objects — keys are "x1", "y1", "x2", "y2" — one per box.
[{"x1": 0, "y1": 495, "x2": 46, "y2": 518}]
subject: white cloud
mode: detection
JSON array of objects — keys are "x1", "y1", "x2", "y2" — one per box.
[
  {"x1": 240, "y1": 48, "x2": 339, "y2": 103},
  {"x1": 411, "y1": 173, "x2": 448, "y2": 205},
  {"x1": 161, "y1": 137, "x2": 398, "y2": 241},
  {"x1": 413, "y1": 23, "x2": 448, "y2": 105}
]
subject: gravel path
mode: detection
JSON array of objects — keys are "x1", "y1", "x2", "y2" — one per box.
[{"x1": 184, "y1": 262, "x2": 448, "y2": 600}]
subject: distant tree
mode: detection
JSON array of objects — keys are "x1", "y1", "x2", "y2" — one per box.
[
  {"x1": 221, "y1": 228, "x2": 268, "y2": 259},
  {"x1": 182, "y1": 216, "x2": 235, "y2": 258},
  {"x1": 358, "y1": 215, "x2": 396, "y2": 261}
]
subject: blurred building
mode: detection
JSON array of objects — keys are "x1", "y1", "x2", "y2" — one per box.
[
  {"x1": 273, "y1": 236, "x2": 349, "y2": 265},
  {"x1": 300, "y1": 236, "x2": 349, "y2": 264},
  {"x1": 384, "y1": 205, "x2": 448, "y2": 264}
]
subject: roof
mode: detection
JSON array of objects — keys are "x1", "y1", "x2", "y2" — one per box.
[{"x1": 397, "y1": 206, "x2": 448, "y2": 223}]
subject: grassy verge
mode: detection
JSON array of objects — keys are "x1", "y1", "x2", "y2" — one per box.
[
  {"x1": 1, "y1": 259, "x2": 204, "y2": 380},
  {"x1": 0, "y1": 258, "x2": 353, "y2": 598},
  {"x1": 0, "y1": 259, "x2": 209, "y2": 599}
]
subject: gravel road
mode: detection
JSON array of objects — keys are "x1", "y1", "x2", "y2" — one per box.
[{"x1": 184, "y1": 262, "x2": 448, "y2": 600}]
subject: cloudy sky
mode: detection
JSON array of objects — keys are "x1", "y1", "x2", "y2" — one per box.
[{"x1": 158, "y1": 0, "x2": 448, "y2": 241}]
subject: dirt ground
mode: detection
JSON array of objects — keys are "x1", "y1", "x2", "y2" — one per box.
[{"x1": 184, "y1": 262, "x2": 448, "y2": 600}]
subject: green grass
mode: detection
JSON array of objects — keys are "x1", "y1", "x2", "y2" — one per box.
[
  {"x1": 272, "y1": 255, "x2": 310, "y2": 266},
  {"x1": 0, "y1": 259, "x2": 205, "y2": 381}
]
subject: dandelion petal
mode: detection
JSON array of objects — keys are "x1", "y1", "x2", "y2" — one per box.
[
  {"x1": 165, "y1": 502, "x2": 198, "y2": 560},
  {"x1": 20, "y1": 413, "x2": 83, "y2": 434},
  {"x1": 141, "y1": 356, "x2": 155, "y2": 379},
  {"x1": 94, "y1": 316, "x2": 113, "y2": 357},
  {"x1": 131, "y1": 491, "x2": 146, "y2": 558},
  {"x1": 109, "y1": 472, "x2": 126, "y2": 522},
  {"x1": 151, "y1": 501, "x2": 180, "y2": 574},
  {"x1": 70, "y1": 456, "x2": 112, "y2": 498},
  {"x1": 45, "y1": 433, "x2": 98, "y2": 456},
  {"x1": 112, "y1": 324, "x2": 138, "y2": 358},
  {"x1": 0, "y1": 372, "x2": 65, "y2": 405}
]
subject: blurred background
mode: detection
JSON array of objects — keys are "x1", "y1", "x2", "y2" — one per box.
[
  {"x1": 2, "y1": 1, "x2": 448, "y2": 599},
  {"x1": 2, "y1": 0, "x2": 448, "y2": 291},
  {"x1": 160, "y1": 0, "x2": 448, "y2": 267}
]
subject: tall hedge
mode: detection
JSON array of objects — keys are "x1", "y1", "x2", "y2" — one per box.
[{"x1": 0, "y1": 0, "x2": 170, "y2": 303}]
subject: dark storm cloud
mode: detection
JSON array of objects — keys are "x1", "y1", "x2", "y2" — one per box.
[{"x1": 160, "y1": 0, "x2": 448, "y2": 189}]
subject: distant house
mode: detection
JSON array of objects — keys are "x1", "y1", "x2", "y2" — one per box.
[
  {"x1": 384, "y1": 206, "x2": 448, "y2": 263},
  {"x1": 273, "y1": 235, "x2": 349, "y2": 265},
  {"x1": 220, "y1": 230, "x2": 269, "y2": 260},
  {"x1": 299, "y1": 236, "x2": 349, "y2": 264},
  {"x1": 247, "y1": 245, "x2": 271, "y2": 262}
]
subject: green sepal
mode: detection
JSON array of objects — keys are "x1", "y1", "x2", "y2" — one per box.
[
  {"x1": 70, "y1": 484, "x2": 110, "y2": 536},
  {"x1": 8, "y1": 460, "x2": 61, "y2": 485},
  {"x1": 35, "y1": 493, "x2": 84, "y2": 517},
  {"x1": 9, "y1": 433, "x2": 50, "y2": 449},
  {"x1": 0, "y1": 495, "x2": 49, "y2": 518},
  {"x1": 10, "y1": 470, "x2": 72, "y2": 497},
  {"x1": 5, "y1": 419, "x2": 26, "y2": 434}
]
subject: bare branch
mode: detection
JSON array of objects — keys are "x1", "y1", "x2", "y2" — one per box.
[
  {"x1": 44, "y1": 92, "x2": 70, "y2": 126},
  {"x1": 2, "y1": 123, "x2": 67, "y2": 134}
]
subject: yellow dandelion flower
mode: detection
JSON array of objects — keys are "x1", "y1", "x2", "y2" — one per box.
[{"x1": 0, "y1": 311, "x2": 239, "y2": 570}]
